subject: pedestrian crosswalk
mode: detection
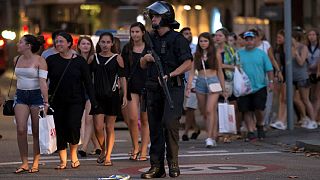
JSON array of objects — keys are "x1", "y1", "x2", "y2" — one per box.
[{"x1": 0, "y1": 149, "x2": 281, "y2": 166}]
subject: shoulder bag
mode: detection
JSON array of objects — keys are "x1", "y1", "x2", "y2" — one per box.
[
  {"x1": 201, "y1": 59, "x2": 222, "y2": 93},
  {"x1": 3, "y1": 56, "x2": 21, "y2": 116}
]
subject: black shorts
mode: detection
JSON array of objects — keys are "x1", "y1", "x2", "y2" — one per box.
[
  {"x1": 237, "y1": 87, "x2": 267, "y2": 112},
  {"x1": 293, "y1": 79, "x2": 311, "y2": 89}
]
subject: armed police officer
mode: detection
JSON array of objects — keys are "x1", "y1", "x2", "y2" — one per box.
[{"x1": 140, "y1": 1, "x2": 193, "y2": 179}]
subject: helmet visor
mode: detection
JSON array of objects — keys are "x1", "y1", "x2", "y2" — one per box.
[{"x1": 146, "y1": 2, "x2": 169, "y2": 15}]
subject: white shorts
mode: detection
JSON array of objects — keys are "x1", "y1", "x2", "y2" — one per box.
[{"x1": 184, "y1": 92, "x2": 198, "y2": 110}]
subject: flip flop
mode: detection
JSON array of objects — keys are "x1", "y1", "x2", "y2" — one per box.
[
  {"x1": 97, "y1": 155, "x2": 105, "y2": 164},
  {"x1": 15, "y1": 167, "x2": 29, "y2": 174},
  {"x1": 71, "y1": 160, "x2": 80, "y2": 168},
  {"x1": 29, "y1": 167, "x2": 39, "y2": 173},
  {"x1": 55, "y1": 164, "x2": 67, "y2": 170},
  {"x1": 138, "y1": 156, "x2": 148, "y2": 161},
  {"x1": 104, "y1": 161, "x2": 113, "y2": 166}
]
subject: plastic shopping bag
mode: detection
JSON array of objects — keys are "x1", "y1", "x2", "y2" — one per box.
[
  {"x1": 233, "y1": 67, "x2": 252, "y2": 97},
  {"x1": 218, "y1": 103, "x2": 237, "y2": 134},
  {"x1": 39, "y1": 115, "x2": 57, "y2": 154}
]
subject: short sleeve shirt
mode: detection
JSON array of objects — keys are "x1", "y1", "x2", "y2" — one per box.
[{"x1": 238, "y1": 48, "x2": 273, "y2": 92}]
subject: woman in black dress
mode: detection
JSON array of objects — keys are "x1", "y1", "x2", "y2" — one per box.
[
  {"x1": 122, "y1": 22, "x2": 150, "y2": 161},
  {"x1": 89, "y1": 32, "x2": 127, "y2": 166},
  {"x1": 46, "y1": 32, "x2": 96, "y2": 169}
]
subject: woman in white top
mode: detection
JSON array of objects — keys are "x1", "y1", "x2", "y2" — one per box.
[{"x1": 14, "y1": 34, "x2": 48, "y2": 173}]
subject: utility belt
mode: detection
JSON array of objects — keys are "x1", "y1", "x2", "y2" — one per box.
[{"x1": 145, "y1": 76, "x2": 184, "y2": 91}]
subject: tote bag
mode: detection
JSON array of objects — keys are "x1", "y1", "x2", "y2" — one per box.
[
  {"x1": 218, "y1": 102, "x2": 237, "y2": 134},
  {"x1": 39, "y1": 115, "x2": 57, "y2": 154}
]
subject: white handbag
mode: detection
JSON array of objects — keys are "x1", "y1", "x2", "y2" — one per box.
[{"x1": 201, "y1": 59, "x2": 222, "y2": 93}]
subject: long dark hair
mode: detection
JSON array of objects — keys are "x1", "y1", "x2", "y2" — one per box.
[
  {"x1": 96, "y1": 32, "x2": 114, "y2": 54},
  {"x1": 125, "y1": 22, "x2": 147, "y2": 65},
  {"x1": 194, "y1": 32, "x2": 217, "y2": 70},
  {"x1": 23, "y1": 34, "x2": 43, "y2": 53},
  {"x1": 77, "y1": 36, "x2": 95, "y2": 61},
  {"x1": 306, "y1": 28, "x2": 319, "y2": 52}
]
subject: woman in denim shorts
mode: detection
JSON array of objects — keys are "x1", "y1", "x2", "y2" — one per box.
[
  {"x1": 186, "y1": 32, "x2": 226, "y2": 148},
  {"x1": 14, "y1": 34, "x2": 48, "y2": 173}
]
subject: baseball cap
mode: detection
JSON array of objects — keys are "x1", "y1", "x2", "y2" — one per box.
[{"x1": 243, "y1": 31, "x2": 255, "y2": 38}]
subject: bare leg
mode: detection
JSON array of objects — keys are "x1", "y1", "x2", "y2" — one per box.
[
  {"x1": 183, "y1": 108, "x2": 195, "y2": 136},
  {"x1": 244, "y1": 112, "x2": 255, "y2": 132},
  {"x1": 140, "y1": 111, "x2": 149, "y2": 159},
  {"x1": 93, "y1": 114, "x2": 106, "y2": 159},
  {"x1": 105, "y1": 116, "x2": 116, "y2": 163},
  {"x1": 70, "y1": 144, "x2": 79, "y2": 164},
  {"x1": 206, "y1": 93, "x2": 220, "y2": 139},
  {"x1": 293, "y1": 90, "x2": 307, "y2": 120},
  {"x1": 127, "y1": 94, "x2": 140, "y2": 158},
  {"x1": 14, "y1": 104, "x2": 30, "y2": 170},
  {"x1": 298, "y1": 87, "x2": 315, "y2": 120},
  {"x1": 29, "y1": 106, "x2": 41, "y2": 170},
  {"x1": 58, "y1": 149, "x2": 67, "y2": 167}
]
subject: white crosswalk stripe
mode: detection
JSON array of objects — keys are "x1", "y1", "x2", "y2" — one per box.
[{"x1": 0, "y1": 150, "x2": 281, "y2": 166}]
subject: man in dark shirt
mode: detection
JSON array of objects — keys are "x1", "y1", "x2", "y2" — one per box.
[{"x1": 140, "y1": 1, "x2": 192, "y2": 178}]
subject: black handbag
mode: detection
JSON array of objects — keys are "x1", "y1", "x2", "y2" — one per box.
[
  {"x1": 3, "y1": 99, "x2": 14, "y2": 116},
  {"x1": 2, "y1": 56, "x2": 21, "y2": 116}
]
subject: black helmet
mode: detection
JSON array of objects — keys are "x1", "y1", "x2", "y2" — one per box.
[{"x1": 145, "y1": 1, "x2": 180, "y2": 29}]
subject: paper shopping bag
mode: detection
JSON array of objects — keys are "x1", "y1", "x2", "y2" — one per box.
[
  {"x1": 218, "y1": 103, "x2": 237, "y2": 134},
  {"x1": 39, "y1": 115, "x2": 57, "y2": 154}
]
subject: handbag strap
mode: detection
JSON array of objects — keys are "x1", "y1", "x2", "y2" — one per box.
[
  {"x1": 49, "y1": 54, "x2": 73, "y2": 104},
  {"x1": 95, "y1": 53, "x2": 118, "y2": 65},
  {"x1": 201, "y1": 59, "x2": 210, "y2": 87},
  {"x1": 7, "y1": 55, "x2": 21, "y2": 97}
]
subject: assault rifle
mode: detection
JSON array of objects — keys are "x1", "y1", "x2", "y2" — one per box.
[{"x1": 144, "y1": 32, "x2": 174, "y2": 109}]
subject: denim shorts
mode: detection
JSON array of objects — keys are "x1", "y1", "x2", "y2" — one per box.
[
  {"x1": 195, "y1": 75, "x2": 220, "y2": 94},
  {"x1": 14, "y1": 89, "x2": 43, "y2": 107}
]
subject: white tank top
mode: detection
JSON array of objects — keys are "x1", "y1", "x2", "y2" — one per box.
[{"x1": 15, "y1": 68, "x2": 40, "y2": 90}]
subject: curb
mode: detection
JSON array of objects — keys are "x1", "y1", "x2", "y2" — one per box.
[{"x1": 296, "y1": 140, "x2": 320, "y2": 152}]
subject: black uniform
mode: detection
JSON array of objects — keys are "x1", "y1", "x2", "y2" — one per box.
[{"x1": 146, "y1": 30, "x2": 192, "y2": 168}]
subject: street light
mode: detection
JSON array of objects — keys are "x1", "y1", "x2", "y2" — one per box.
[
  {"x1": 184, "y1": 5, "x2": 191, "y2": 11},
  {"x1": 194, "y1": 5, "x2": 202, "y2": 10}
]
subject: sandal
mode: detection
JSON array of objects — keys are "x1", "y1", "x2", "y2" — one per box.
[
  {"x1": 129, "y1": 151, "x2": 140, "y2": 160},
  {"x1": 71, "y1": 160, "x2": 80, "y2": 168},
  {"x1": 29, "y1": 167, "x2": 39, "y2": 173},
  {"x1": 55, "y1": 164, "x2": 67, "y2": 170},
  {"x1": 15, "y1": 167, "x2": 29, "y2": 174},
  {"x1": 97, "y1": 155, "x2": 106, "y2": 164},
  {"x1": 104, "y1": 161, "x2": 113, "y2": 166},
  {"x1": 138, "y1": 156, "x2": 148, "y2": 161}
]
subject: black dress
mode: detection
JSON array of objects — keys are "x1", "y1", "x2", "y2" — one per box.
[
  {"x1": 122, "y1": 44, "x2": 148, "y2": 99},
  {"x1": 46, "y1": 53, "x2": 96, "y2": 150},
  {"x1": 90, "y1": 53, "x2": 125, "y2": 116}
]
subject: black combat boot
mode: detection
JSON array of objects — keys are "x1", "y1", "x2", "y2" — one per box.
[
  {"x1": 141, "y1": 166, "x2": 166, "y2": 179},
  {"x1": 168, "y1": 162, "x2": 180, "y2": 178}
]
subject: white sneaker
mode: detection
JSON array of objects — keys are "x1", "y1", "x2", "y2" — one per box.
[
  {"x1": 205, "y1": 138, "x2": 217, "y2": 148},
  {"x1": 301, "y1": 119, "x2": 318, "y2": 129},
  {"x1": 270, "y1": 121, "x2": 287, "y2": 130}
]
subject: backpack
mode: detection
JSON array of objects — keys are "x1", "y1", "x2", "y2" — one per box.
[{"x1": 93, "y1": 53, "x2": 118, "y2": 98}]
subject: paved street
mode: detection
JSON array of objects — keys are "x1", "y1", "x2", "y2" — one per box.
[{"x1": 0, "y1": 114, "x2": 320, "y2": 180}]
